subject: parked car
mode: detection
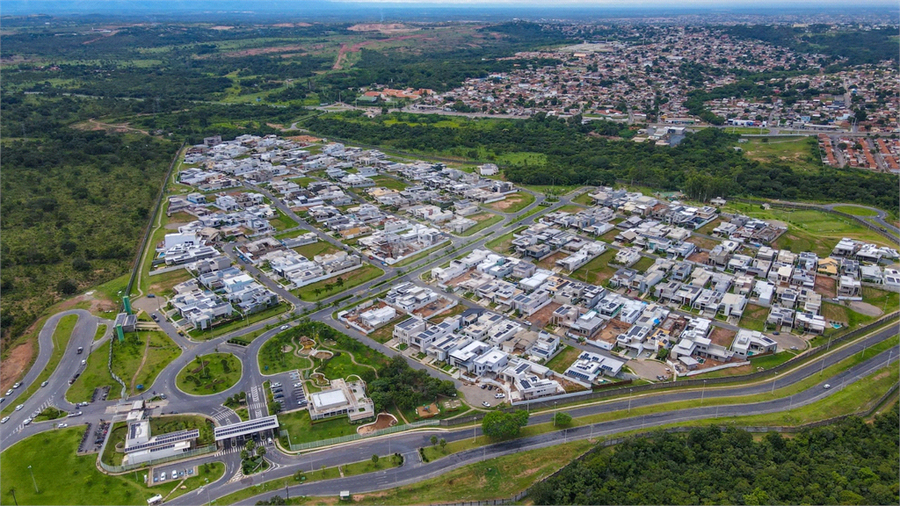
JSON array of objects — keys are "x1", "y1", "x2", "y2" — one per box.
[
  {"x1": 151, "y1": 314, "x2": 159, "y2": 321},
  {"x1": 481, "y1": 401, "x2": 491, "y2": 407}
]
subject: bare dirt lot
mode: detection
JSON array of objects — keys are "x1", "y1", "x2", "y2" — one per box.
[
  {"x1": 348, "y1": 23, "x2": 419, "y2": 34},
  {"x1": 528, "y1": 302, "x2": 562, "y2": 329},
  {"x1": 815, "y1": 276, "x2": 836, "y2": 298},
  {"x1": 357, "y1": 413, "x2": 397, "y2": 435},
  {"x1": 708, "y1": 327, "x2": 737, "y2": 347},
  {"x1": 592, "y1": 319, "x2": 631, "y2": 346}
]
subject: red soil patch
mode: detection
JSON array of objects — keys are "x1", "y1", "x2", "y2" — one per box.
[
  {"x1": 0, "y1": 340, "x2": 35, "y2": 391},
  {"x1": 357, "y1": 413, "x2": 398, "y2": 435}
]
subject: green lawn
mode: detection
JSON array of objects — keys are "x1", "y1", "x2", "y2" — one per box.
[
  {"x1": 145, "y1": 268, "x2": 193, "y2": 299},
  {"x1": 360, "y1": 439, "x2": 593, "y2": 505},
  {"x1": 739, "y1": 303, "x2": 770, "y2": 332},
  {"x1": 1, "y1": 427, "x2": 170, "y2": 505},
  {"x1": 3, "y1": 314, "x2": 79, "y2": 416},
  {"x1": 176, "y1": 353, "x2": 243, "y2": 396},
  {"x1": 132, "y1": 331, "x2": 182, "y2": 393},
  {"x1": 458, "y1": 214, "x2": 504, "y2": 237},
  {"x1": 277, "y1": 410, "x2": 358, "y2": 446},
  {"x1": 292, "y1": 264, "x2": 384, "y2": 301},
  {"x1": 371, "y1": 175, "x2": 408, "y2": 190},
  {"x1": 832, "y1": 205, "x2": 880, "y2": 217},
  {"x1": 93, "y1": 324, "x2": 107, "y2": 342},
  {"x1": 341, "y1": 455, "x2": 402, "y2": 477},
  {"x1": 288, "y1": 176, "x2": 317, "y2": 187},
  {"x1": 317, "y1": 350, "x2": 378, "y2": 380},
  {"x1": 269, "y1": 209, "x2": 299, "y2": 231},
  {"x1": 571, "y1": 250, "x2": 617, "y2": 285},
  {"x1": 545, "y1": 344, "x2": 581, "y2": 374},
  {"x1": 258, "y1": 334, "x2": 313, "y2": 375},
  {"x1": 573, "y1": 192, "x2": 595, "y2": 206},
  {"x1": 67, "y1": 344, "x2": 119, "y2": 403},
  {"x1": 632, "y1": 255, "x2": 655, "y2": 272}
]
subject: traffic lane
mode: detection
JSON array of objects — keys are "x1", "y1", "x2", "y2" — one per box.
[{"x1": 239, "y1": 348, "x2": 896, "y2": 505}]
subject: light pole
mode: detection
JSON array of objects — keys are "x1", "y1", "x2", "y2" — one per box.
[
  {"x1": 701, "y1": 380, "x2": 706, "y2": 405},
  {"x1": 473, "y1": 416, "x2": 477, "y2": 442},
  {"x1": 205, "y1": 479, "x2": 210, "y2": 506},
  {"x1": 27, "y1": 466, "x2": 38, "y2": 494},
  {"x1": 628, "y1": 389, "x2": 633, "y2": 413}
]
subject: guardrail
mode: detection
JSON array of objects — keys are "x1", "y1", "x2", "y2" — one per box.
[
  {"x1": 286, "y1": 419, "x2": 440, "y2": 452},
  {"x1": 98, "y1": 443, "x2": 218, "y2": 474}
]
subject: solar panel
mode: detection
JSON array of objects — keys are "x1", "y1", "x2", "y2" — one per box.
[
  {"x1": 125, "y1": 429, "x2": 199, "y2": 453},
  {"x1": 213, "y1": 415, "x2": 279, "y2": 441}
]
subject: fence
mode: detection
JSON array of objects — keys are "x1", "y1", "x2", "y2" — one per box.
[
  {"x1": 98, "y1": 444, "x2": 218, "y2": 474},
  {"x1": 286, "y1": 419, "x2": 440, "y2": 452},
  {"x1": 125, "y1": 141, "x2": 185, "y2": 297}
]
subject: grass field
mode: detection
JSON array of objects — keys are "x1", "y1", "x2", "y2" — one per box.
[
  {"x1": 1, "y1": 314, "x2": 79, "y2": 417},
  {"x1": 571, "y1": 250, "x2": 617, "y2": 285},
  {"x1": 394, "y1": 241, "x2": 451, "y2": 267},
  {"x1": 545, "y1": 344, "x2": 581, "y2": 374},
  {"x1": 739, "y1": 303, "x2": 770, "y2": 332},
  {"x1": 258, "y1": 336, "x2": 313, "y2": 375},
  {"x1": 573, "y1": 192, "x2": 594, "y2": 206},
  {"x1": 341, "y1": 455, "x2": 402, "y2": 477},
  {"x1": 831, "y1": 205, "x2": 880, "y2": 217},
  {"x1": 292, "y1": 264, "x2": 383, "y2": 301},
  {"x1": 371, "y1": 175, "x2": 408, "y2": 190},
  {"x1": 131, "y1": 331, "x2": 182, "y2": 393},
  {"x1": 1, "y1": 427, "x2": 174, "y2": 505},
  {"x1": 632, "y1": 255, "x2": 655, "y2": 272},
  {"x1": 723, "y1": 203, "x2": 892, "y2": 256},
  {"x1": 485, "y1": 192, "x2": 535, "y2": 213},
  {"x1": 485, "y1": 231, "x2": 517, "y2": 254},
  {"x1": 277, "y1": 410, "x2": 359, "y2": 446},
  {"x1": 176, "y1": 353, "x2": 242, "y2": 395},
  {"x1": 458, "y1": 214, "x2": 504, "y2": 237},
  {"x1": 738, "y1": 137, "x2": 820, "y2": 173},
  {"x1": 270, "y1": 209, "x2": 299, "y2": 231},
  {"x1": 317, "y1": 350, "x2": 378, "y2": 380},
  {"x1": 67, "y1": 344, "x2": 118, "y2": 403}
]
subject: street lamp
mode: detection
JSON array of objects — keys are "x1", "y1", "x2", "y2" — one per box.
[
  {"x1": 27, "y1": 465, "x2": 38, "y2": 493},
  {"x1": 701, "y1": 380, "x2": 706, "y2": 405},
  {"x1": 205, "y1": 478, "x2": 210, "y2": 506}
]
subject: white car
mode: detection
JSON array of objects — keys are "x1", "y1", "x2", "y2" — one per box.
[
  {"x1": 494, "y1": 393, "x2": 505, "y2": 399},
  {"x1": 41, "y1": 381, "x2": 48, "y2": 387},
  {"x1": 482, "y1": 401, "x2": 491, "y2": 407},
  {"x1": 823, "y1": 384, "x2": 831, "y2": 390},
  {"x1": 280, "y1": 325, "x2": 290, "y2": 330},
  {"x1": 5, "y1": 389, "x2": 12, "y2": 396},
  {"x1": 0, "y1": 417, "x2": 9, "y2": 424},
  {"x1": 160, "y1": 472, "x2": 166, "y2": 481},
  {"x1": 23, "y1": 418, "x2": 32, "y2": 426},
  {"x1": 57, "y1": 423, "x2": 68, "y2": 428},
  {"x1": 13, "y1": 382, "x2": 21, "y2": 389},
  {"x1": 14, "y1": 404, "x2": 23, "y2": 411}
]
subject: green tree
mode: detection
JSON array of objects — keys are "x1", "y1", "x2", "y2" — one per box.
[
  {"x1": 440, "y1": 438, "x2": 447, "y2": 451},
  {"x1": 256, "y1": 446, "x2": 267, "y2": 457},
  {"x1": 245, "y1": 439, "x2": 256, "y2": 453},
  {"x1": 482, "y1": 410, "x2": 529, "y2": 439},
  {"x1": 371, "y1": 454, "x2": 379, "y2": 464},
  {"x1": 430, "y1": 435, "x2": 438, "y2": 446},
  {"x1": 553, "y1": 412, "x2": 572, "y2": 427}
]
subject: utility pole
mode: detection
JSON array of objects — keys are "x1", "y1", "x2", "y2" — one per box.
[{"x1": 27, "y1": 466, "x2": 38, "y2": 494}]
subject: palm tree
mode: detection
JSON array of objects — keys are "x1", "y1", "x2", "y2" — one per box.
[{"x1": 335, "y1": 277, "x2": 344, "y2": 288}]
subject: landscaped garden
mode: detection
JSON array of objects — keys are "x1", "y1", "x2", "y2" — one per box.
[{"x1": 176, "y1": 353, "x2": 242, "y2": 395}]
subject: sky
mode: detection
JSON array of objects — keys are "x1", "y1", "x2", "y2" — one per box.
[{"x1": 2, "y1": 0, "x2": 897, "y2": 16}]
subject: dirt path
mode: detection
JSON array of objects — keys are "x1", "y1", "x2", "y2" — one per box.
[
  {"x1": 393, "y1": 403, "x2": 410, "y2": 424},
  {"x1": 129, "y1": 332, "x2": 152, "y2": 394}
]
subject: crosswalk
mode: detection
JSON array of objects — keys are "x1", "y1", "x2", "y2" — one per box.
[
  {"x1": 214, "y1": 444, "x2": 244, "y2": 457},
  {"x1": 248, "y1": 384, "x2": 266, "y2": 419},
  {"x1": 11, "y1": 396, "x2": 55, "y2": 434},
  {"x1": 210, "y1": 407, "x2": 238, "y2": 425}
]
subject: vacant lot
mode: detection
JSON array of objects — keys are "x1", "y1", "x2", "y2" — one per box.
[
  {"x1": 545, "y1": 344, "x2": 581, "y2": 374},
  {"x1": 739, "y1": 137, "x2": 820, "y2": 173},
  {"x1": 485, "y1": 192, "x2": 535, "y2": 213},
  {"x1": 571, "y1": 250, "x2": 617, "y2": 285}
]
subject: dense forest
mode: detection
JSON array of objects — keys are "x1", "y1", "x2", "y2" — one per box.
[
  {"x1": 531, "y1": 407, "x2": 900, "y2": 505},
  {"x1": 724, "y1": 25, "x2": 900, "y2": 66},
  {"x1": 304, "y1": 111, "x2": 899, "y2": 211},
  {"x1": 0, "y1": 95, "x2": 178, "y2": 345},
  {"x1": 364, "y1": 355, "x2": 457, "y2": 412}
]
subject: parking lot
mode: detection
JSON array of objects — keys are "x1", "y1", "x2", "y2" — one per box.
[
  {"x1": 267, "y1": 370, "x2": 307, "y2": 413},
  {"x1": 77, "y1": 420, "x2": 109, "y2": 454},
  {"x1": 150, "y1": 464, "x2": 198, "y2": 485},
  {"x1": 459, "y1": 381, "x2": 505, "y2": 409}
]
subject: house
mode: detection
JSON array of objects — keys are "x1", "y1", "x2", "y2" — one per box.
[
  {"x1": 479, "y1": 163, "x2": 499, "y2": 176},
  {"x1": 731, "y1": 329, "x2": 777, "y2": 359},
  {"x1": 719, "y1": 293, "x2": 747, "y2": 318},
  {"x1": 838, "y1": 275, "x2": 861, "y2": 297},
  {"x1": 564, "y1": 351, "x2": 624, "y2": 384}
]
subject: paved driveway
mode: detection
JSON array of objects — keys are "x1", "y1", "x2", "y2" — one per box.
[
  {"x1": 769, "y1": 332, "x2": 807, "y2": 352},
  {"x1": 628, "y1": 358, "x2": 671, "y2": 381}
]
